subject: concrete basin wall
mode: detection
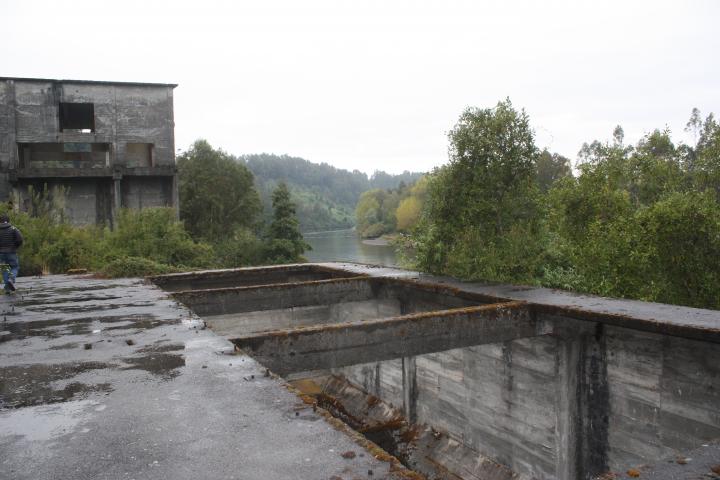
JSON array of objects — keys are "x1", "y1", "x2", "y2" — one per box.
[
  {"x1": 208, "y1": 299, "x2": 403, "y2": 337},
  {"x1": 337, "y1": 316, "x2": 720, "y2": 479},
  {"x1": 148, "y1": 264, "x2": 353, "y2": 292},
  {"x1": 171, "y1": 276, "x2": 482, "y2": 338}
]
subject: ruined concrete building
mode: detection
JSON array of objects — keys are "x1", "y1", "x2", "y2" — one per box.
[{"x1": 0, "y1": 77, "x2": 178, "y2": 225}]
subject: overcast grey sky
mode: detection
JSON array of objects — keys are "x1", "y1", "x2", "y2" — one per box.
[{"x1": 3, "y1": 0, "x2": 719, "y2": 174}]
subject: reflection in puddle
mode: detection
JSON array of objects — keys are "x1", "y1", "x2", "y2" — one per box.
[
  {"x1": 1, "y1": 314, "x2": 176, "y2": 340},
  {"x1": 0, "y1": 362, "x2": 113, "y2": 409},
  {"x1": 0, "y1": 399, "x2": 97, "y2": 441}
]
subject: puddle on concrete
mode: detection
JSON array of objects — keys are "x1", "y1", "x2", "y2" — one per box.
[
  {"x1": 25, "y1": 302, "x2": 156, "y2": 314},
  {"x1": 49, "y1": 284, "x2": 128, "y2": 295},
  {"x1": 48, "y1": 342, "x2": 80, "y2": 350},
  {"x1": 121, "y1": 353, "x2": 185, "y2": 380},
  {"x1": 13, "y1": 294, "x2": 124, "y2": 307},
  {"x1": 0, "y1": 362, "x2": 113, "y2": 409},
  {"x1": 0, "y1": 399, "x2": 98, "y2": 441},
  {"x1": 136, "y1": 342, "x2": 184, "y2": 354},
  {"x1": 1, "y1": 314, "x2": 176, "y2": 340},
  {"x1": 104, "y1": 317, "x2": 174, "y2": 332}
]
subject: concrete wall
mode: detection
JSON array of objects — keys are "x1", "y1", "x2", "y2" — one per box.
[
  {"x1": 604, "y1": 325, "x2": 720, "y2": 470},
  {"x1": 208, "y1": 299, "x2": 402, "y2": 337},
  {"x1": 1, "y1": 80, "x2": 175, "y2": 167},
  {"x1": 151, "y1": 265, "x2": 360, "y2": 292},
  {"x1": 338, "y1": 319, "x2": 720, "y2": 479},
  {"x1": 0, "y1": 78, "x2": 177, "y2": 224},
  {"x1": 121, "y1": 177, "x2": 173, "y2": 210},
  {"x1": 14, "y1": 178, "x2": 113, "y2": 226},
  {"x1": 0, "y1": 81, "x2": 17, "y2": 200}
]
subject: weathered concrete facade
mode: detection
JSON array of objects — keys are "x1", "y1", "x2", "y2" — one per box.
[
  {"x1": 0, "y1": 77, "x2": 178, "y2": 225},
  {"x1": 159, "y1": 263, "x2": 720, "y2": 480}
]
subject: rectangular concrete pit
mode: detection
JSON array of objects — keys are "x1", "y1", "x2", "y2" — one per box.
[
  {"x1": 170, "y1": 275, "x2": 496, "y2": 340},
  {"x1": 152, "y1": 263, "x2": 720, "y2": 480}
]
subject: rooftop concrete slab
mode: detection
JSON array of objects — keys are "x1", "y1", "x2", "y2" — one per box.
[{"x1": 0, "y1": 274, "x2": 414, "y2": 480}]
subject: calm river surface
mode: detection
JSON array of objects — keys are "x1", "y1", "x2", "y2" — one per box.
[{"x1": 303, "y1": 229, "x2": 399, "y2": 266}]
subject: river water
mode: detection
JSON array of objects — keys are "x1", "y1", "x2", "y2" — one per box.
[{"x1": 303, "y1": 229, "x2": 399, "y2": 266}]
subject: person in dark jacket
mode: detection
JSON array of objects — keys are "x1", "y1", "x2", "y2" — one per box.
[{"x1": 0, "y1": 213, "x2": 23, "y2": 292}]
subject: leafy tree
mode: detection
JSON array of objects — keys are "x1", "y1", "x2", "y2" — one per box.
[
  {"x1": 355, "y1": 189, "x2": 383, "y2": 237},
  {"x1": 265, "y1": 183, "x2": 311, "y2": 263},
  {"x1": 355, "y1": 188, "x2": 400, "y2": 238},
  {"x1": 178, "y1": 140, "x2": 261, "y2": 241},
  {"x1": 414, "y1": 99, "x2": 544, "y2": 282},
  {"x1": 395, "y1": 176, "x2": 429, "y2": 232},
  {"x1": 690, "y1": 113, "x2": 720, "y2": 194},
  {"x1": 396, "y1": 196, "x2": 422, "y2": 232},
  {"x1": 536, "y1": 149, "x2": 572, "y2": 192}
]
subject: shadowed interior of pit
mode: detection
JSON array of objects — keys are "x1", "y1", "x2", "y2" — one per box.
[{"x1": 171, "y1": 276, "x2": 497, "y2": 338}]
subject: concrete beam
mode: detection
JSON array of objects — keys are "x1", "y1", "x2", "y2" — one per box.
[
  {"x1": 232, "y1": 301, "x2": 539, "y2": 375},
  {"x1": 172, "y1": 276, "x2": 373, "y2": 316}
]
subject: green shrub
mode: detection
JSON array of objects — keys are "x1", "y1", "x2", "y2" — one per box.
[
  {"x1": 100, "y1": 256, "x2": 180, "y2": 278},
  {"x1": 38, "y1": 225, "x2": 103, "y2": 273},
  {"x1": 102, "y1": 208, "x2": 215, "y2": 268},
  {"x1": 638, "y1": 191, "x2": 720, "y2": 308},
  {"x1": 213, "y1": 227, "x2": 265, "y2": 268}
]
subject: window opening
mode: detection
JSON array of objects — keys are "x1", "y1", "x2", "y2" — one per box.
[{"x1": 59, "y1": 103, "x2": 95, "y2": 132}]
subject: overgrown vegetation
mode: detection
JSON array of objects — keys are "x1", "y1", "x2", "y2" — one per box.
[
  {"x1": 1, "y1": 203, "x2": 211, "y2": 278},
  {"x1": 6, "y1": 141, "x2": 313, "y2": 278},
  {"x1": 399, "y1": 100, "x2": 720, "y2": 309}
]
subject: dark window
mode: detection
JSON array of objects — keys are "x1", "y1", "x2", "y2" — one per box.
[{"x1": 59, "y1": 103, "x2": 95, "y2": 132}]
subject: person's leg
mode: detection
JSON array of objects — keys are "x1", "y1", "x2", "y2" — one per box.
[
  {"x1": 0, "y1": 253, "x2": 9, "y2": 292},
  {"x1": 6, "y1": 254, "x2": 18, "y2": 291}
]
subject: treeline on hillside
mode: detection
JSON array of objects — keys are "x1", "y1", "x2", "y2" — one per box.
[
  {"x1": 242, "y1": 153, "x2": 423, "y2": 232},
  {"x1": 402, "y1": 99, "x2": 720, "y2": 309},
  {"x1": 7, "y1": 141, "x2": 311, "y2": 277}
]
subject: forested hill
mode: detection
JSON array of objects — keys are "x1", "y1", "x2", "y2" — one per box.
[{"x1": 241, "y1": 153, "x2": 423, "y2": 232}]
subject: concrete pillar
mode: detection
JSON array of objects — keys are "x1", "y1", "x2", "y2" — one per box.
[
  {"x1": 553, "y1": 321, "x2": 609, "y2": 480},
  {"x1": 402, "y1": 356, "x2": 417, "y2": 424},
  {"x1": 112, "y1": 175, "x2": 122, "y2": 225},
  {"x1": 555, "y1": 336, "x2": 581, "y2": 480},
  {"x1": 171, "y1": 173, "x2": 180, "y2": 219}
]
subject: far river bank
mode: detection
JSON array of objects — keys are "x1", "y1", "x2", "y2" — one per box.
[{"x1": 303, "y1": 229, "x2": 398, "y2": 266}]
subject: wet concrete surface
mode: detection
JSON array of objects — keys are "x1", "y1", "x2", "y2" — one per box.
[{"x1": 0, "y1": 275, "x2": 405, "y2": 480}]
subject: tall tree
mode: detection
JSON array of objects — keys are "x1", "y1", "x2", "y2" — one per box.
[
  {"x1": 177, "y1": 140, "x2": 261, "y2": 241},
  {"x1": 414, "y1": 99, "x2": 544, "y2": 282},
  {"x1": 536, "y1": 149, "x2": 572, "y2": 192},
  {"x1": 265, "y1": 183, "x2": 311, "y2": 263}
]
